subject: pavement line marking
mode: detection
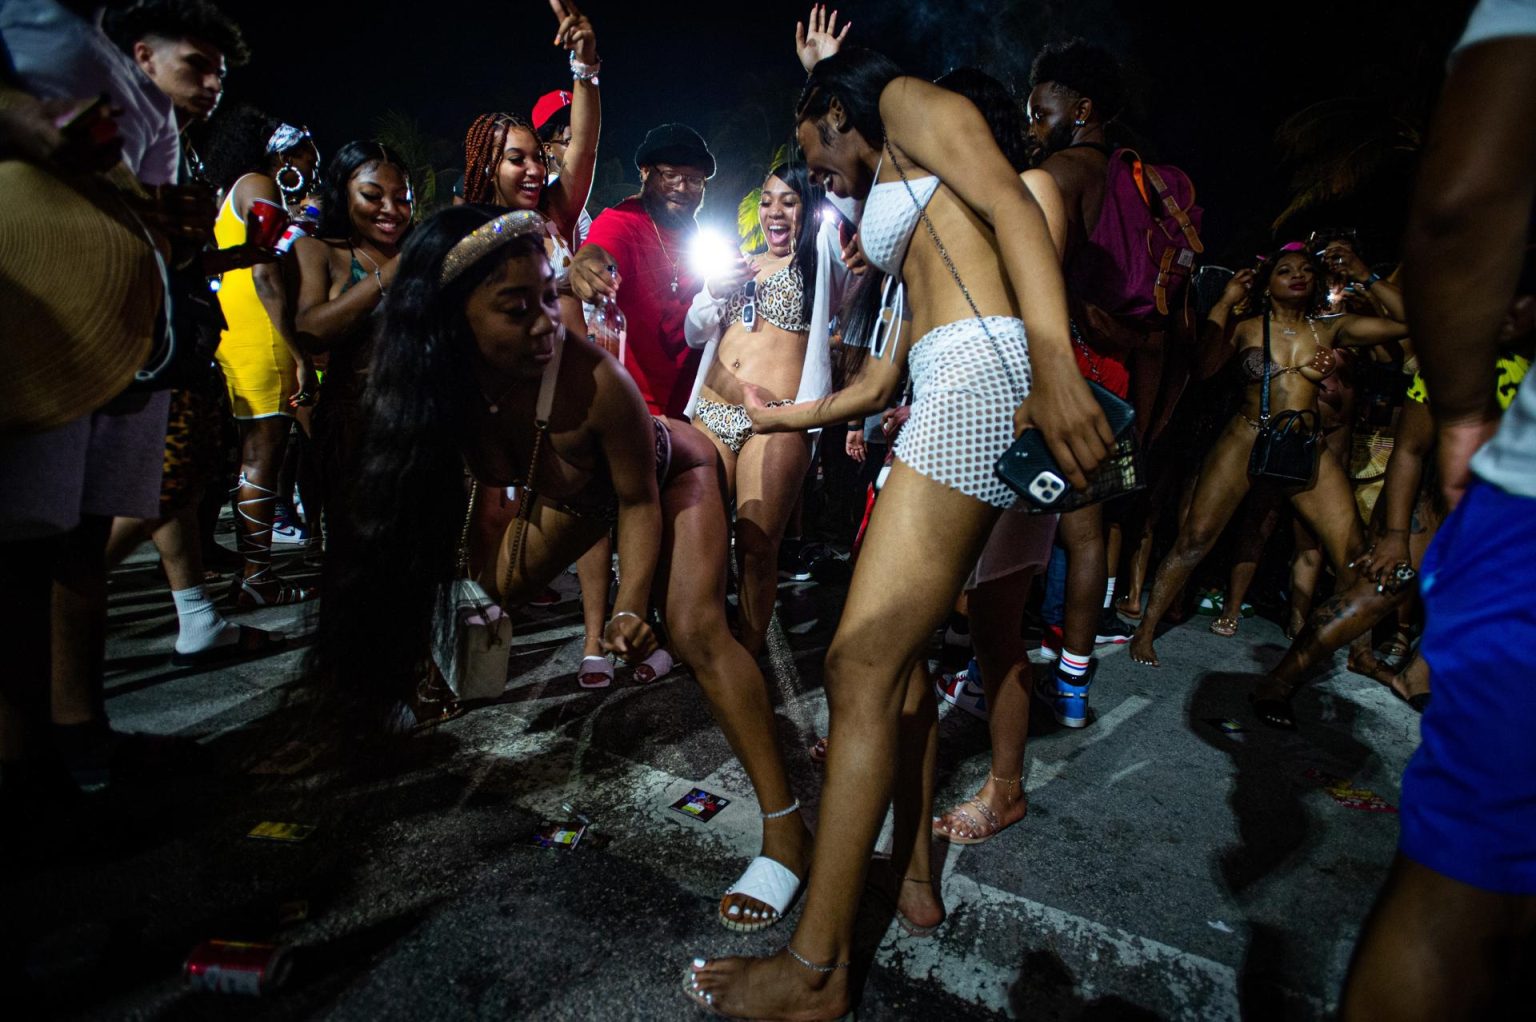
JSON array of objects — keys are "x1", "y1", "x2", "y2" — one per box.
[
  {"x1": 456, "y1": 711, "x2": 1259, "y2": 1019},
  {"x1": 1108, "y1": 758, "x2": 1151, "y2": 785},
  {"x1": 1024, "y1": 694, "x2": 1153, "y2": 794}
]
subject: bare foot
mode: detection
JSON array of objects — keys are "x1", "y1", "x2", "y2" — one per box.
[
  {"x1": 932, "y1": 775, "x2": 1027, "y2": 845},
  {"x1": 719, "y1": 814, "x2": 811, "y2": 930},
  {"x1": 1390, "y1": 672, "x2": 1430, "y2": 703},
  {"x1": 685, "y1": 948, "x2": 850, "y2": 1021},
  {"x1": 867, "y1": 857, "x2": 945, "y2": 934},
  {"x1": 1129, "y1": 627, "x2": 1160, "y2": 666},
  {"x1": 1113, "y1": 594, "x2": 1143, "y2": 621}
]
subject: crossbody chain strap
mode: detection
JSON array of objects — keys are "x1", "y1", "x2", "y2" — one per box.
[
  {"x1": 455, "y1": 479, "x2": 480, "y2": 574},
  {"x1": 886, "y1": 142, "x2": 1026, "y2": 399},
  {"x1": 1260, "y1": 312, "x2": 1272, "y2": 426}
]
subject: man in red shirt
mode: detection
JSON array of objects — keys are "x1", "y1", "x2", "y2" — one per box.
[{"x1": 570, "y1": 123, "x2": 714, "y2": 417}]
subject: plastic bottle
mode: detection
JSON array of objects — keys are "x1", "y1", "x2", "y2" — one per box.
[{"x1": 584, "y1": 284, "x2": 626, "y2": 362}]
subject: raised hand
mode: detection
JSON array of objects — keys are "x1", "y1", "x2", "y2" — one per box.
[
  {"x1": 550, "y1": 0, "x2": 597, "y2": 66},
  {"x1": 795, "y1": 4, "x2": 851, "y2": 72},
  {"x1": 706, "y1": 255, "x2": 757, "y2": 300},
  {"x1": 1220, "y1": 268, "x2": 1255, "y2": 307}
]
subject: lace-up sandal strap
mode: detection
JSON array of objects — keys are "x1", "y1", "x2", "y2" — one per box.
[{"x1": 784, "y1": 944, "x2": 850, "y2": 973}]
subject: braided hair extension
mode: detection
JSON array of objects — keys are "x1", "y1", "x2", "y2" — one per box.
[{"x1": 463, "y1": 112, "x2": 535, "y2": 205}]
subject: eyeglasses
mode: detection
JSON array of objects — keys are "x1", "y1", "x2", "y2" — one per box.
[{"x1": 655, "y1": 166, "x2": 707, "y2": 190}]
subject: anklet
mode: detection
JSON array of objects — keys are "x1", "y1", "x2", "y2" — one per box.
[
  {"x1": 990, "y1": 774, "x2": 1021, "y2": 787},
  {"x1": 760, "y1": 798, "x2": 800, "y2": 820},
  {"x1": 784, "y1": 944, "x2": 849, "y2": 973},
  {"x1": 902, "y1": 875, "x2": 931, "y2": 884}
]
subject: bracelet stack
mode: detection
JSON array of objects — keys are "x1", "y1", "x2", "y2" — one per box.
[{"x1": 570, "y1": 52, "x2": 601, "y2": 84}]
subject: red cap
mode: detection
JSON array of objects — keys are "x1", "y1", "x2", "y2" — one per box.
[{"x1": 532, "y1": 90, "x2": 573, "y2": 131}]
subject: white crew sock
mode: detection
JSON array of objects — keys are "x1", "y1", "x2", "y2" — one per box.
[
  {"x1": 171, "y1": 584, "x2": 238, "y2": 654},
  {"x1": 1103, "y1": 577, "x2": 1117, "y2": 609},
  {"x1": 1057, "y1": 648, "x2": 1092, "y2": 681}
]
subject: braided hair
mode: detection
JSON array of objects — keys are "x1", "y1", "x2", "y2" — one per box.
[{"x1": 463, "y1": 112, "x2": 537, "y2": 205}]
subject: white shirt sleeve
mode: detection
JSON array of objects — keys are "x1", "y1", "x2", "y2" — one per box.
[{"x1": 683, "y1": 286, "x2": 731, "y2": 351}]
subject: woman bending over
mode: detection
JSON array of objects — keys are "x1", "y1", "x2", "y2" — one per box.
[{"x1": 310, "y1": 206, "x2": 813, "y2": 947}]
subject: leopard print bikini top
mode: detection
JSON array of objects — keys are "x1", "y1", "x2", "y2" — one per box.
[{"x1": 725, "y1": 263, "x2": 809, "y2": 333}]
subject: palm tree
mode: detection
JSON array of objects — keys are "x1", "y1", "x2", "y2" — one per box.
[{"x1": 373, "y1": 110, "x2": 456, "y2": 219}]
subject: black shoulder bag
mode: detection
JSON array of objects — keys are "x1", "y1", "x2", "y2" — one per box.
[{"x1": 1246, "y1": 313, "x2": 1320, "y2": 485}]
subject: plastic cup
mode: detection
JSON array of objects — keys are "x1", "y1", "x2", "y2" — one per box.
[{"x1": 246, "y1": 198, "x2": 289, "y2": 251}]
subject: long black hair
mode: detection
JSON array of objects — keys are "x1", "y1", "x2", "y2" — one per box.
[
  {"x1": 305, "y1": 205, "x2": 546, "y2": 739},
  {"x1": 202, "y1": 102, "x2": 280, "y2": 191},
  {"x1": 795, "y1": 46, "x2": 903, "y2": 148},
  {"x1": 765, "y1": 160, "x2": 823, "y2": 325},
  {"x1": 935, "y1": 67, "x2": 1033, "y2": 173},
  {"x1": 316, "y1": 140, "x2": 411, "y2": 241}
]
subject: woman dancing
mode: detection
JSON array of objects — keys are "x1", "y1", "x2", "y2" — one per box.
[
  {"x1": 290, "y1": 141, "x2": 414, "y2": 560},
  {"x1": 683, "y1": 161, "x2": 847, "y2": 654},
  {"x1": 684, "y1": 14, "x2": 1111, "y2": 1018},
  {"x1": 1127, "y1": 248, "x2": 1410, "y2": 668},
  {"x1": 204, "y1": 107, "x2": 322, "y2": 606},
  {"x1": 311, "y1": 206, "x2": 812, "y2": 941}
]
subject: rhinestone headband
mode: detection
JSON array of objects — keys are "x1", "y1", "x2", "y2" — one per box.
[{"x1": 440, "y1": 210, "x2": 548, "y2": 284}]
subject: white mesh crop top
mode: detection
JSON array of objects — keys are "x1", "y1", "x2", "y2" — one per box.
[{"x1": 858, "y1": 151, "x2": 940, "y2": 277}]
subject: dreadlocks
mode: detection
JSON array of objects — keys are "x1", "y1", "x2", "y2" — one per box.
[{"x1": 462, "y1": 112, "x2": 535, "y2": 205}]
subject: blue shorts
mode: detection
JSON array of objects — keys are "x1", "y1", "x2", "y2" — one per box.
[{"x1": 1399, "y1": 480, "x2": 1536, "y2": 894}]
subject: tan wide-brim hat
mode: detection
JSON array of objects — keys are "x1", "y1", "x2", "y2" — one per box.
[{"x1": 0, "y1": 160, "x2": 161, "y2": 436}]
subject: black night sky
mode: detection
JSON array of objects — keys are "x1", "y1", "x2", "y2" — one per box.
[{"x1": 226, "y1": 0, "x2": 1474, "y2": 264}]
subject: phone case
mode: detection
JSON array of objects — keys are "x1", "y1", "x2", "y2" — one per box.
[{"x1": 994, "y1": 380, "x2": 1143, "y2": 513}]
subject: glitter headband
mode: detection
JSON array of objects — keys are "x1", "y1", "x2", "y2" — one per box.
[
  {"x1": 266, "y1": 123, "x2": 311, "y2": 155},
  {"x1": 440, "y1": 210, "x2": 548, "y2": 284}
]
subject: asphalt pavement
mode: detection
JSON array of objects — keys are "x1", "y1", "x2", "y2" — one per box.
[{"x1": 3, "y1": 526, "x2": 1423, "y2": 1021}]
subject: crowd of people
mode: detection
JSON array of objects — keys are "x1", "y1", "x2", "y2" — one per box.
[{"x1": 2, "y1": 1, "x2": 1533, "y2": 1019}]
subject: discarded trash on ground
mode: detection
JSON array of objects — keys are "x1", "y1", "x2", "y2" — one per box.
[
  {"x1": 532, "y1": 819, "x2": 587, "y2": 849},
  {"x1": 247, "y1": 821, "x2": 317, "y2": 843},
  {"x1": 1304, "y1": 769, "x2": 1398, "y2": 814},
  {"x1": 670, "y1": 787, "x2": 730, "y2": 822},
  {"x1": 184, "y1": 939, "x2": 292, "y2": 995}
]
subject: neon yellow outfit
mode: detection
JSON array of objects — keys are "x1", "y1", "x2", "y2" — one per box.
[
  {"x1": 213, "y1": 174, "x2": 296, "y2": 419},
  {"x1": 1406, "y1": 352, "x2": 1528, "y2": 411}
]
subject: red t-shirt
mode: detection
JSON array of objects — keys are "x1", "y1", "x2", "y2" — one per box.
[{"x1": 582, "y1": 198, "x2": 703, "y2": 418}]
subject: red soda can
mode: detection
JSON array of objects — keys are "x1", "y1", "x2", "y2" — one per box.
[
  {"x1": 274, "y1": 222, "x2": 308, "y2": 255},
  {"x1": 246, "y1": 198, "x2": 290, "y2": 251},
  {"x1": 183, "y1": 939, "x2": 293, "y2": 995}
]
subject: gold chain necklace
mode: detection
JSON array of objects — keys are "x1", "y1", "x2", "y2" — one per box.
[{"x1": 647, "y1": 214, "x2": 682, "y2": 294}]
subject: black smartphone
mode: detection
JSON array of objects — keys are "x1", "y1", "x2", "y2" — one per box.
[{"x1": 994, "y1": 380, "x2": 1142, "y2": 513}]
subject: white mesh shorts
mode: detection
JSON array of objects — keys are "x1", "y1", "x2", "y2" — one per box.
[{"x1": 894, "y1": 316, "x2": 1031, "y2": 509}]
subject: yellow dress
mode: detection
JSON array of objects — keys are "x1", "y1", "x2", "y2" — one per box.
[{"x1": 213, "y1": 174, "x2": 295, "y2": 418}]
